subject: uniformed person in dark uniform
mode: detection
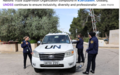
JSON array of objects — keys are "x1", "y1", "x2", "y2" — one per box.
[
  {"x1": 83, "y1": 32, "x2": 98, "y2": 74},
  {"x1": 76, "y1": 34, "x2": 84, "y2": 63},
  {"x1": 21, "y1": 36, "x2": 32, "y2": 69}
]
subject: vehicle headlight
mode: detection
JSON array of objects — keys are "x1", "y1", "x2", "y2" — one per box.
[
  {"x1": 32, "y1": 50, "x2": 39, "y2": 58},
  {"x1": 65, "y1": 50, "x2": 74, "y2": 57}
]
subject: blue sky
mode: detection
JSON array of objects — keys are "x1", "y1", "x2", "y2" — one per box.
[{"x1": 54, "y1": 9, "x2": 79, "y2": 33}]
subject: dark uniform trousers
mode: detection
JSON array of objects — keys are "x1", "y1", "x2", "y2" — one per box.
[
  {"x1": 78, "y1": 49, "x2": 84, "y2": 62},
  {"x1": 86, "y1": 54, "x2": 97, "y2": 72},
  {"x1": 23, "y1": 52, "x2": 32, "y2": 67}
]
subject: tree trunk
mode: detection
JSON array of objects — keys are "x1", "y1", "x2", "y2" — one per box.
[{"x1": 105, "y1": 32, "x2": 108, "y2": 39}]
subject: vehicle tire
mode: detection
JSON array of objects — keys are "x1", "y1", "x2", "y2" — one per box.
[
  {"x1": 69, "y1": 65, "x2": 76, "y2": 73},
  {"x1": 34, "y1": 68, "x2": 44, "y2": 73}
]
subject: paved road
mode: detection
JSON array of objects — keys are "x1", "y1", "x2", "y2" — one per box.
[{"x1": 0, "y1": 47, "x2": 119, "y2": 75}]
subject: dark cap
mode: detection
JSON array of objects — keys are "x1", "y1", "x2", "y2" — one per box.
[{"x1": 89, "y1": 32, "x2": 96, "y2": 37}]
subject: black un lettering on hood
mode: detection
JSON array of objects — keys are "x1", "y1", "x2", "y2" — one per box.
[{"x1": 45, "y1": 45, "x2": 61, "y2": 49}]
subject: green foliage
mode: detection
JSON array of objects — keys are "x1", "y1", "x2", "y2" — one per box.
[
  {"x1": 69, "y1": 9, "x2": 89, "y2": 38},
  {"x1": 97, "y1": 9, "x2": 119, "y2": 37},
  {"x1": 18, "y1": 40, "x2": 37, "y2": 43},
  {"x1": 29, "y1": 40, "x2": 37, "y2": 43},
  {"x1": 83, "y1": 37, "x2": 89, "y2": 42},
  {"x1": 18, "y1": 40, "x2": 22, "y2": 44},
  {"x1": 0, "y1": 9, "x2": 59, "y2": 41},
  {"x1": 56, "y1": 30, "x2": 62, "y2": 33}
]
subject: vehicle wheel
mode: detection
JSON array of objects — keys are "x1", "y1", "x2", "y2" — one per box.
[
  {"x1": 69, "y1": 65, "x2": 76, "y2": 73},
  {"x1": 34, "y1": 68, "x2": 44, "y2": 73}
]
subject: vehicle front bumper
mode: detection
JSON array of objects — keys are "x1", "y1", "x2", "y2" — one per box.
[{"x1": 32, "y1": 55, "x2": 76, "y2": 69}]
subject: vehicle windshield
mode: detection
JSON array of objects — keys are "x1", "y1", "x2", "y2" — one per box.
[{"x1": 42, "y1": 35, "x2": 70, "y2": 44}]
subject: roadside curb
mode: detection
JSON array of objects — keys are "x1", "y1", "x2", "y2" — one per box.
[
  {"x1": 73, "y1": 43, "x2": 119, "y2": 48},
  {"x1": 98, "y1": 46, "x2": 119, "y2": 48},
  {"x1": 84, "y1": 42, "x2": 119, "y2": 48}
]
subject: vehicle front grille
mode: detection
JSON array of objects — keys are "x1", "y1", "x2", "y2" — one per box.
[
  {"x1": 40, "y1": 64, "x2": 64, "y2": 67},
  {"x1": 39, "y1": 53, "x2": 64, "y2": 60}
]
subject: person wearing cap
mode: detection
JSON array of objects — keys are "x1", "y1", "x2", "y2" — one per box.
[
  {"x1": 21, "y1": 36, "x2": 32, "y2": 69},
  {"x1": 83, "y1": 32, "x2": 98, "y2": 74},
  {"x1": 76, "y1": 34, "x2": 84, "y2": 63}
]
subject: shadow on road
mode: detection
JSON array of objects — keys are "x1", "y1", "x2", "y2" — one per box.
[
  {"x1": 26, "y1": 65, "x2": 31, "y2": 68},
  {"x1": 37, "y1": 66, "x2": 84, "y2": 75}
]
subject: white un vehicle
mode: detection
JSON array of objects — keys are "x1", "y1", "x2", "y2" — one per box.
[{"x1": 32, "y1": 33, "x2": 76, "y2": 73}]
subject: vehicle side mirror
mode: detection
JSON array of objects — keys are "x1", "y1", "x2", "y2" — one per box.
[
  {"x1": 37, "y1": 41, "x2": 41, "y2": 44},
  {"x1": 71, "y1": 40, "x2": 77, "y2": 44},
  {"x1": 37, "y1": 41, "x2": 41, "y2": 46}
]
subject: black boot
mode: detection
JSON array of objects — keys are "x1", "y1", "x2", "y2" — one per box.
[
  {"x1": 81, "y1": 61, "x2": 84, "y2": 63},
  {"x1": 30, "y1": 61, "x2": 32, "y2": 65},
  {"x1": 76, "y1": 62, "x2": 80, "y2": 63},
  {"x1": 83, "y1": 71, "x2": 89, "y2": 75},
  {"x1": 24, "y1": 62, "x2": 26, "y2": 69},
  {"x1": 90, "y1": 70, "x2": 94, "y2": 73},
  {"x1": 24, "y1": 66, "x2": 26, "y2": 69}
]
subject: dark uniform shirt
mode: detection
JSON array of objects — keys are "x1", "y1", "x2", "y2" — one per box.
[
  {"x1": 21, "y1": 40, "x2": 32, "y2": 53},
  {"x1": 76, "y1": 38, "x2": 83, "y2": 49},
  {"x1": 87, "y1": 36, "x2": 98, "y2": 54}
]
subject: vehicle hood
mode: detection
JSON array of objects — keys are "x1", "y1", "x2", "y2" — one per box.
[{"x1": 34, "y1": 44, "x2": 73, "y2": 53}]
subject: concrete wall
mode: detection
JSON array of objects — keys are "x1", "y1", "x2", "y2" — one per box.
[
  {"x1": 0, "y1": 44, "x2": 16, "y2": 52},
  {"x1": 18, "y1": 43, "x2": 37, "y2": 52},
  {"x1": 99, "y1": 40, "x2": 106, "y2": 46},
  {"x1": 0, "y1": 43, "x2": 37, "y2": 52},
  {"x1": 109, "y1": 29, "x2": 119, "y2": 45}
]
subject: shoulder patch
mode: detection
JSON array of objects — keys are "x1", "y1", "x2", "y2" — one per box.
[
  {"x1": 90, "y1": 40, "x2": 94, "y2": 44},
  {"x1": 21, "y1": 42, "x2": 23, "y2": 44},
  {"x1": 77, "y1": 39, "x2": 79, "y2": 41}
]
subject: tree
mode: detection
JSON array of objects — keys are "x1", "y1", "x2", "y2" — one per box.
[
  {"x1": 69, "y1": 9, "x2": 88, "y2": 38},
  {"x1": 0, "y1": 9, "x2": 16, "y2": 41},
  {"x1": 56, "y1": 30, "x2": 62, "y2": 33},
  {"x1": 96, "y1": 9, "x2": 119, "y2": 38},
  {"x1": 0, "y1": 9, "x2": 59, "y2": 41},
  {"x1": 69, "y1": 9, "x2": 119, "y2": 38}
]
